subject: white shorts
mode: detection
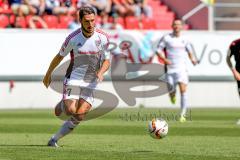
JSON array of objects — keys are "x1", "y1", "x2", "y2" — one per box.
[
  {"x1": 167, "y1": 71, "x2": 189, "y2": 91},
  {"x1": 62, "y1": 84, "x2": 94, "y2": 105}
]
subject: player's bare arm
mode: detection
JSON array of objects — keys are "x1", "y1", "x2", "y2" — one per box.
[
  {"x1": 226, "y1": 50, "x2": 233, "y2": 69},
  {"x1": 96, "y1": 59, "x2": 110, "y2": 82},
  {"x1": 226, "y1": 49, "x2": 240, "y2": 81},
  {"x1": 43, "y1": 54, "x2": 64, "y2": 88},
  {"x1": 188, "y1": 52, "x2": 197, "y2": 65},
  {"x1": 156, "y1": 51, "x2": 171, "y2": 65}
]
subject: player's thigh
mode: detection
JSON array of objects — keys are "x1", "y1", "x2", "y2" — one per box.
[
  {"x1": 63, "y1": 99, "x2": 79, "y2": 115},
  {"x1": 75, "y1": 88, "x2": 93, "y2": 118},
  {"x1": 176, "y1": 71, "x2": 188, "y2": 93},
  {"x1": 79, "y1": 87, "x2": 94, "y2": 108},
  {"x1": 62, "y1": 85, "x2": 80, "y2": 115},
  {"x1": 73, "y1": 99, "x2": 92, "y2": 121},
  {"x1": 76, "y1": 98, "x2": 92, "y2": 115},
  {"x1": 167, "y1": 73, "x2": 177, "y2": 92}
]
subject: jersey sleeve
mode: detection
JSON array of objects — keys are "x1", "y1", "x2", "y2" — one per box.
[
  {"x1": 156, "y1": 36, "x2": 166, "y2": 53},
  {"x1": 58, "y1": 36, "x2": 73, "y2": 57},
  {"x1": 185, "y1": 40, "x2": 193, "y2": 53},
  {"x1": 102, "y1": 34, "x2": 110, "y2": 60}
]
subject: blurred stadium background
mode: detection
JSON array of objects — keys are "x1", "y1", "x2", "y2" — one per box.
[
  {"x1": 0, "y1": 0, "x2": 239, "y2": 108},
  {"x1": 0, "y1": 1, "x2": 240, "y2": 160}
]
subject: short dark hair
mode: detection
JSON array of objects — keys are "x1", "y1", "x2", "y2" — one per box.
[
  {"x1": 172, "y1": 19, "x2": 184, "y2": 25},
  {"x1": 79, "y1": 6, "x2": 96, "y2": 20}
]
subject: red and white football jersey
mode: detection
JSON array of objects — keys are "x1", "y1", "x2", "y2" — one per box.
[{"x1": 59, "y1": 28, "x2": 110, "y2": 88}]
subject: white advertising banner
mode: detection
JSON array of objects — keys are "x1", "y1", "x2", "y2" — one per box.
[{"x1": 0, "y1": 29, "x2": 239, "y2": 77}]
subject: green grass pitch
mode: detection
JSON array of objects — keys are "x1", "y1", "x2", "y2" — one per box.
[{"x1": 0, "y1": 108, "x2": 240, "y2": 160}]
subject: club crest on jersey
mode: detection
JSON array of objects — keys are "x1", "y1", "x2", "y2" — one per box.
[{"x1": 95, "y1": 40, "x2": 101, "y2": 47}]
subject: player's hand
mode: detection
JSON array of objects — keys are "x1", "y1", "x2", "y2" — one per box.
[
  {"x1": 232, "y1": 69, "x2": 240, "y2": 81},
  {"x1": 96, "y1": 72, "x2": 104, "y2": 82},
  {"x1": 191, "y1": 59, "x2": 198, "y2": 66},
  {"x1": 164, "y1": 59, "x2": 172, "y2": 65},
  {"x1": 43, "y1": 74, "x2": 51, "y2": 88}
]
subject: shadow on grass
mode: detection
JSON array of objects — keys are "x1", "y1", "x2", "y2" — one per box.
[{"x1": 0, "y1": 144, "x2": 49, "y2": 147}]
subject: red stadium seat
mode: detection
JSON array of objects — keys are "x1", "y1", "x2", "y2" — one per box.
[
  {"x1": 152, "y1": 6, "x2": 168, "y2": 14},
  {"x1": 43, "y1": 15, "x2": 58, "y2": 28},
  {"x1": 0, "y1": 2, "x2": 12, "y2": 14},
  {"x1": 0, "y1": 14, "x2": 9, "y2": 28},
  {"x1": 155, "y1": 18, "x2": 173, "y2": 30},
  {"x1": 184, "y1": 24, "x2": 191, "y2": 30},
  {"x1": 142, "y1": 18, "x2": 156, "y2": 29},
  {"x1": 58, "y1": 15, "x2": 73, "y2": 29},
  {"x1": 125, "y1": 16, "x2": 140, "y2": 29},
  {"x1": 9, "y1": 14, "x2": 15, "y2": 25},
  {"x1": 154, "y1": 13, "x2": 174, "y2": 30},
  {"x1": 95, "y1": 15, "x2": 102, "y2": 25},
  {"x1": 26, "y1": 15, "x2": 45, "y2": 28},
  {"x1": 0, "y1": 8, "x2": 12, "y2": 14},
  {"x1": 25, "y1": 15, "x2": 33, "y2": 25},
  {"x1": 71, "y1": 0, "x2": 78, "y2": 7},
  {"x1": 108, "y1": 17, "x2": 125, "y2": 27},
  {"x1": 14, "y1": 16, "x2": 27, "y2": 28},
  {"x1": 148, "y1": 0, "x2": 161, "y2": 6}
]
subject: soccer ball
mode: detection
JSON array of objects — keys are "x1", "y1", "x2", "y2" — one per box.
[{"x1": 148, "y1": 118, "x2": 168, "y2": 139}]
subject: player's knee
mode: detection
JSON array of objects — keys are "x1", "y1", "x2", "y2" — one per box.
[
  {"x1": 63, "y1": 100, "x2": 78, "y2": 115},
  {"x1": 180, "y1": 88, "x2": 187, "y2": 94},
  {"x1": 74, "y1": 101, "x2": 92, "y2": 121},
  {"x1": 54, "y1": 100, "x2": 72, "y2": 120},
  {"x1": 65, "y1": 106, "x2": 77, "y2": 115}
]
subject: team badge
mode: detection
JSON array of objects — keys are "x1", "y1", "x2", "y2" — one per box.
[{"x1": 95, "y1": 39, "x2": 101, "y2": 47}]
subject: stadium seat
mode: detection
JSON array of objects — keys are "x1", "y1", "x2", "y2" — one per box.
[
  {"x1": 0, "y1": 14, "x2": 9, "y2": 28},
  {"x1": 154, "y1": 14, "x2": 174, "y2": 30},
  {"x1": 14, "y1": 16, "x2": 27, "y2": 28},
  {"x1": 148, "y1": 0, "x2": 161, "y2": 6},
  {"x1": 58, "y1": 15, "x2": 73, "y2": 29},
  {"x1": 0, "y1": 3, "x2": 12, "y2": 14},
  {"x1": 71, "y1": 0, "x2": 78, "y2": 7},
  {"x1": 26, "y1": 15, "x2": 45, "y2": 29},
  {"x1": 9, "y1": 14, "x2": 15, "y2": 25},
  {"x1": 152, "y1": 6, "x2": 168, "y2": 15},
  {"x1": 125, "y1": 16, "x2": 140, "y2": 29},
  {"x1": 165, "y1": 12, "x2": 175, "y2": 20},
  {"x1": 25, "y1": 15, "x2": 32, "y2": 25},
  {"x1": 108, "y1": 17, "x2": 125, "y2": 27},
  {"x1": 147, "y1": 0, "x2": 193, "y2": 30},
  {"x1": 43, "y1": 15, "x2": 58, "y2": 28},
  {"x1": 0, "y1": 8, "x2": 12, "y2": 14},
  {"x1": 9, "y1": 15, "x2": 27, "y2": 28},
  {"x1": 155, "y1": 20, "x2": 172, "y2": 30},
  {"x1": 142, "y1": 18, "x2": 156, "y2": 29},
  {"x1": 94, "y1": 15, "x2": 102, "y2": 26},
  {"x1": 183, "y1": 24, "x2": 191, "y2": 30}
]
